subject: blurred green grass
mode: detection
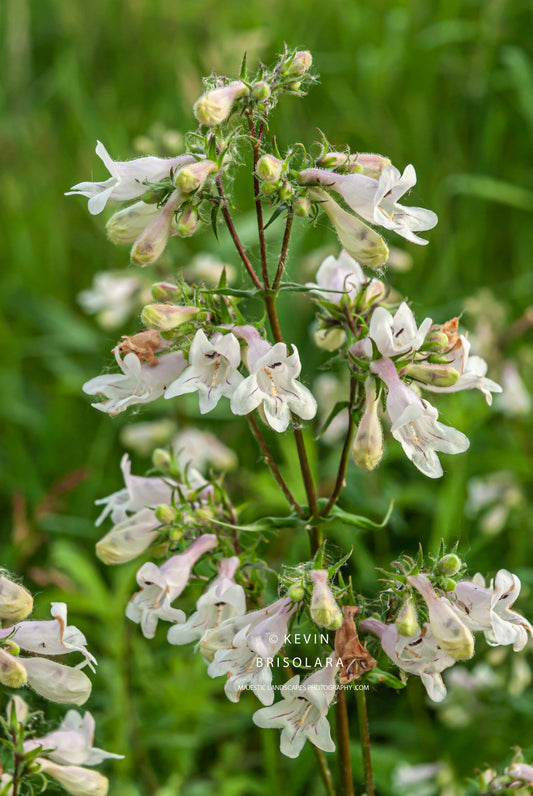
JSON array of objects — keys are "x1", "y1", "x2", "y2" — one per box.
[{"x1": 1, "y1": 0, "x2": 533, "y2": 793}]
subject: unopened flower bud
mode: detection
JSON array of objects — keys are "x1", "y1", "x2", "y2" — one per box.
[
  {"x1": 0, "y1": 649, "x2": 27, "y2": 688},
  {"x1": 294, "y1": 196, "x2": 311, "y2": 217},
  {"x1": 285, "y1": 50, "x2": 312, "y2": 77},
  {"x1": 151, "y1": 281, "x2": 179, "y2": 302},
  {"x1": 288, "y1": 583, "x2": 305, "y2": 601},
  {"x1": 352, "y1": 377, "x2": 383, "y2": 471},
  {"x1": 438, "y1": 554, "x2": 462, "y2": 576},
  {"x1": 2, "y1": 640, "x2": 20, "y2": 656},
  {"x1": 279, "y1": 181, "x2": 293, "y2": 201},
  {"x1": 130, "y1": 191, "x2": 183, "y2": 266},
  {"x1": 0, "y1": 575, "x2": 33, "y2": 621},
  {"x1": 7, "y1": 695, "x2": 29, "y2": 724},
  {"x1": 152, "y1": 448, "x2": 172, "y2": 471},
  {"x1": 362, "y1": 279, "x2": 386, "y2": 309},
  {"x1": 256, "y1": 154, "x2": 283, "y2": 182},
  {"x1": 313, "y1": 326, "x2": 346, "y2": 351},
  {"x1": 424, "y1": 331, "x2": 450, "y2": 350},
  {"x1": 442, "y1": 578, "x2": 457, "y2": 592},
  {"x1": 352, "y1": 153, "x2": 391, "y2": 180},
  {"x1": 174, "y1": 160, "x2": 218, "y2": 194},
  {"x1": 395, "y1": 597, "x2": 419, "y2": 637},
  {"x1": 176, "y1": 206, "x2": 199, "y2": 237},
  {"x1": 403, "y1": 363, "x2": 460, "y2": 388},
  {"x1": 261, "y1": 180, "x2": 279, "y2": 196},
  {"x1": 141, "y1": 303, "x2": 199, "y2": 331},
  {"x1": 316, "y1": 152, "x2": 352, "y2": 170},
  {"x1": 310, "y1": 570, "x2": 343, "y2": 629},
  {"x1": 408, "y1": 573, "x2": 474, "y2": 660},
  {"x1": 193, "y1": 81, "x2": 250, "y2": 126},
  {"x1": 252, "y1": 81, "x2": 271, "y2": 101},
  {"x1": 155, "y1": 504, "x2": 178, "y2": 524},
  {"x1": 106, "y1": 201, "x2": 160, "y2": 245}
]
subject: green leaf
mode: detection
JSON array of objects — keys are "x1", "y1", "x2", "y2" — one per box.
[
  {"x1": 210, "y1": 203, "x2": 220, "y2": 243},
  {"x1": 326, "y1": 500, "x2": 394, "y2": 530}
]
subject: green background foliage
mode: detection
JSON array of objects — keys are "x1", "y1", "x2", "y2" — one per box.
[{"x1": 1, "y1": 0, "x2": 532, "y2": 793}]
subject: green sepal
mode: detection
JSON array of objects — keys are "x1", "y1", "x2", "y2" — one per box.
[{"x1": 365, "y1": 667, "x2": 406, "y2": 690}]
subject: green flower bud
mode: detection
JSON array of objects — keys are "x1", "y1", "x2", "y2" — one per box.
[
  {"x1": 288, "y1": 583, "x2": 305, "y2": 601},
  {"x1": 176, "y1": 206, "x2": 199, "y2": 237},
  {"x1": 403, "y1": 363, "x2": 460, "y2": 388},
  {"x1": 310, "y1": 570, "x2": 343, "y2": 629},
  {"x1": 151, "y1": 282, "x2": 179, "y2": 302},
  {"x1": 141, "y1": 303, "x2": 199, "y2": 331},
  {"x1": 395, "y1": 597, "x2": 419, "y2": 637},
  {"x1": 261, "y1": 180, "x2": 279, "y2": 196},
  {"x1": 313, "y1": 327, "x2": 346, "y2": 351},
  {"x1": 285, "y1": 50, "x2": 312, "y2": 77},
  {"x1": 152, "y1": 448, "x2": 172, "y2": 471},
  {"x1": 174, "y1": 160, "x2": 218, "y2": 194},
  {"x1": 294, "y1": 196, "x2": 311, "y2": 217},
  {"x1": 442, "y1": 578, "x2": 457, "y2": 592},
  {"x1": 424, "y1": 331, "x2": 450, "y2": 350},
  {"x1": 155, "y1": 504, "x2": 178, "y2": 524},
  {"x1": 0, "y1": 575, "x2": 33, "y2": 621},
  {"x1": 252, "y1": 81, "x2": 271, "y2": 101},
  {"x1": 279, "y1": 181, "x2": 293, "y2": 201},
  {"x1": 438, "y1": 554, "x2": 462, "y2": 576},
  {"x1": 256, "y1": 154, "x2": 283, "y2": 182},
  {"x1": 0, "y1": 649, "x2": 27, "y2": 688}
]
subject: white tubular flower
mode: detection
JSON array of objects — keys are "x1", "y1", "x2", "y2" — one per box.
[
  {"x1": 301, "y1": 164, "x2": 438, "y2": 245},
  {"x1": 308, "y1": 188, "x2": 389, "y2": 267},
  {"x1": 308, "y1": 249, "x2": 366, "y2": 304},
  {"x1": 105, "y1": 201, "x2": 161, "y2": 245},
  {"x1": 0, "y1": 603, "x2": 96, "y2": 671},
  {"x1": 193, "y1": 81, "x2": 250, "y2": 126},
  {"x1": 199, "y1": 598, "x2": 287, "y2": 663},
  {"x1": 77, "y1": 272, "x2": 142, "y2": 329},
  {"x1": 130, "y1": 190, "x2": 184, "y2": 267},
  {"x1": 451, "y1": 569, "x2": 533, "y2": 651},
  {"x1": 207, "y1": 600, "x2": 295, "y2": 705},
  {"x1": 36, "y1": 758, "x2": 109, "y2": 796},
  {"x1": 371, "y1": 357, "x2": 469, "y2": 478},
  {"x1": 95, "y1": 508, "x2": 161, "y2": 565},
  {"x1": 66, "y1": 140, "x2": 194, "y2": 215},
  {"x1": 309, "y1": 570, "x2": 343, "y2": 629},
  {"x1": 83, "y1": 349, "x2": 186, "y2": 415},
  {"x1": 408, "y1": 574, "x2": 474, "y2": 660},
  {"x1": 94, "y1": 453, "x2": 173, "y2": 527},
  {"x1": 167, "y1": 556, "x2": 246, "y2": 645},
  {"x1": 126, "y1": 534, "x2": 218, "y2": 638},
  {"x1": 359, "y1": 618, "x2": 456, "y2": 702},
  {"x1": 231, "y1": 340, "x2": 317, "y2": 433},
  {"x1": 165, "y1": 330, "x2": 244, "y2": 413},
  {"x1": 24, "y1": 710, "x2": 124, "y2": 766},
  {"x1": 23, "y1": 658, "x2": 92, "y2": 705},
  {"x1": 421, "y1": 335, "x2": 502, "y2": 405},
  {"x1": 368, "y1": 302, "x2": 432, "y2": 358},
  {"x1": 252, "y1": 654, "x2": 338, "y2": 758}
]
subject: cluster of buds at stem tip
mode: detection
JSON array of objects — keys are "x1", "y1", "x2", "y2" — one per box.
[
  {"x1": 193, "y1": 81, "x2": 250, "y2": 126},
  {"x1": 309, "y1": 570, "x2": 343, "y2": 629},
  {"x1": 352, "y1": 377, "x2": 383, "y2": 471}
]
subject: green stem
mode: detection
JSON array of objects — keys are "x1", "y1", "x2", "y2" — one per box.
[
  {"x1": 216, "y1": 174, "x2": 263, "y2": 290},
  {"x1": 355, "y1": 689, "x2": 375, "y2": 796},
  {"x1": 247, "y1": 414, "x2": 305, "y2": 517},
  {"x1": 335, "y1": 689, "x2": 354, "y2": 796},
  {"x1": 272, "y1": 212, "x2": 294, "y2": 290},
  {"x1": 321, "y1": 378, "x2": 357, "y2": 516},
  {"x1": 313, "y1": 746, "x2": 338, "y2": 796}
]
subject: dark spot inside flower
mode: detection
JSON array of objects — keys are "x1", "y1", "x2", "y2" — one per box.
[
  {"x1": 395, "y1": 328, "x2": 404, "y2": 338},
  {"x1": 205, "y1": 352, "x2": 218, "y2": 359},
  {"x1": 270, "y1": 362, "x2": 282, "y2": 368}
]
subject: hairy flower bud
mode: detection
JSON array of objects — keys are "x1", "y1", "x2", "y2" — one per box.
[
  {"x1": 256, "y1": 155, "x2": 283, "y2": 182},
  {"x1": 395, "y1": 597, "x2": 419, "y2": 637},
  {"x1": 408, "y1": 574, "x2": 474, "y2": 660},
  {"x1": 0, "y1": 648, "x2": 27, "y2": 688},
  {"x1": 403, "y1": 363, "x2": 460, "y2": 388},
  {"x1": 106, "y1": 201, "x2": 160, "y2": 245},
  {"x1": 352, "y1": 153, "x2": 391, "y2": 180},
  {"x1": 174, "y1": 160, "x2": 218, "y2": 194},
  {"x1": 193, "y1": 81, "x2": 250, "y2": 126},
  {"x1": 130, "y1": 191, "x2": 183, "y2": 266},
  {"x1": 152, "y1": 448, "x2": 172, "y2": 471},
  {"x1": 438, "y1": 554, "x2": 462, "y2": 576},
  {"x1": 313, "y1": 326, "x2": 346, "y2": 351},
  {"x1": 154, "y1": 504, "x2": 177, "y2": 524},
  {"x1": 176, "y1": 206, "x2": 199, "y2": 237},
  {"x1": 0, "y1": 575, "x2": 33, "y2": 621},
  {"x1": 352, "y1": 377, "x2": 383, "y2": 471},
  {"x1": 288, "y1": 583, "x2": 305, "y2": 601},
  {"x1": 294, "y1": 196, "x2": 311, "y2": 217},
  {"x1": 285, "y1": 50, "x2": 312, "y2": 77},
  {"x1": 252, "y1": 81, "x2": 271, "y2": 101},
  {"x1": 151, "y1": 282, "x2": 179, "y2": 302},
  {"x1": 141, "y1": 303, "x2": 199, "y2": 331},
  {"x1": 309, "y1": 570, "x2": 343, "y2": 629},
  {"x1": 7, "y1": 695, "x2": 29, "y2": 724}
]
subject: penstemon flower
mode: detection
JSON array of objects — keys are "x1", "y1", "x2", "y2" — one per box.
[
  {"x1": 66, "y1": 140, "x2": 194, "y2": 215},
  {"x1": 165, "y1": 329, "x2": 244, "y2": 413},
  {"x1": 421, "y1": 334, "x2": 502, "y2": 404},
  {"x1": 408, "y1": 573, "x2": 474, "y2": 660},
  {"x1": 35, "y1": 758, "x2": 110, "y2": 796},
  {"x1": 24, "y1": 710, "x2": 124, "y2": 766},
  {"x1": 252, "y1": 653, "x2": 338, "y2": 758},
  {"x1": 366, "y1": 302, "x2": 433, "y2": 358},
  {"x1": 308, "y1": 249, "x2": 367, "y2": 304}
]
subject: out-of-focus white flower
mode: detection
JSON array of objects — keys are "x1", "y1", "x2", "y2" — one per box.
[
  {"x1": 207, "y1": 600, "x2": 295, "y2": 705},
  {"x1": 408, "y1": 574, "x2": 474, "y2": 660},
  {"x1": 165, "y1": 330, "x2": 243, "y2": 413},
  {"x1": 95, "y1": 508, "x2": 161, "y2": 565},
  {"x1": 171, "y1": 428, "x2": 238, "y2": 473},
  {"x1": 371, "y1": 357, "x2": 470, "y2": 478},
  {"x1": 120, "y1": 419, "x2": 178, "y2": 457},
  {"x1": 466, "y1": 471, "x2": 522, "y2": 535},
  {"x1": 77, "y1": 272, "x2": 142, "y2": 330},
  {"x1": 451, "y1": 569, "x2": 533, "y2": 651},
  {"x1": 182, "y1": 252, "x2": 236, "y2": 285},
  {"x1": 252, "y1": 654, "x2": 338, "y2": 758},
  {"x1": 168, "y1": 557, "x2": 246, "y2": 645},
  {"x1": 24, "y1": 710, "x2": 123, "y2": 766},
  {"x1": 66, "y1": 140, "x2": 194, "y2": 215},
  {"x1": 83, "y1": 348, "x2": 186, "y2": 415},
  {"x1": 231, "y1": 337, "x2": 317, "y2": 433},
  {"x1": 300, "y1": 164, "x2": 438, "y2": 245},
  {"x1": 367, "y1": 302, "x2": 432, "y2": 358},
  {"x1": 36, "y1": 758, "x2": 109, "y2": 796},
  {"x1": 94, "y1": 454, "x2": 173, "y2": 527},
  {"x1": 0, "y1": 603, "x2": 96, "y2": 671},
  {"x1": 308, "y1": 188, "x2": 389, "y2": 267},
  {"x1": 496, "y1": 362, "x2": 531, "y2": 416},
  {"x1": 422, "y1": 335, "x2": 502, "y2": 405},
  {"x1": 126, "y1": 535, "x2": 218, "y2": 638},
  {"x1": 359, "y1": 618, "x2": 456, "y2": 701}
]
